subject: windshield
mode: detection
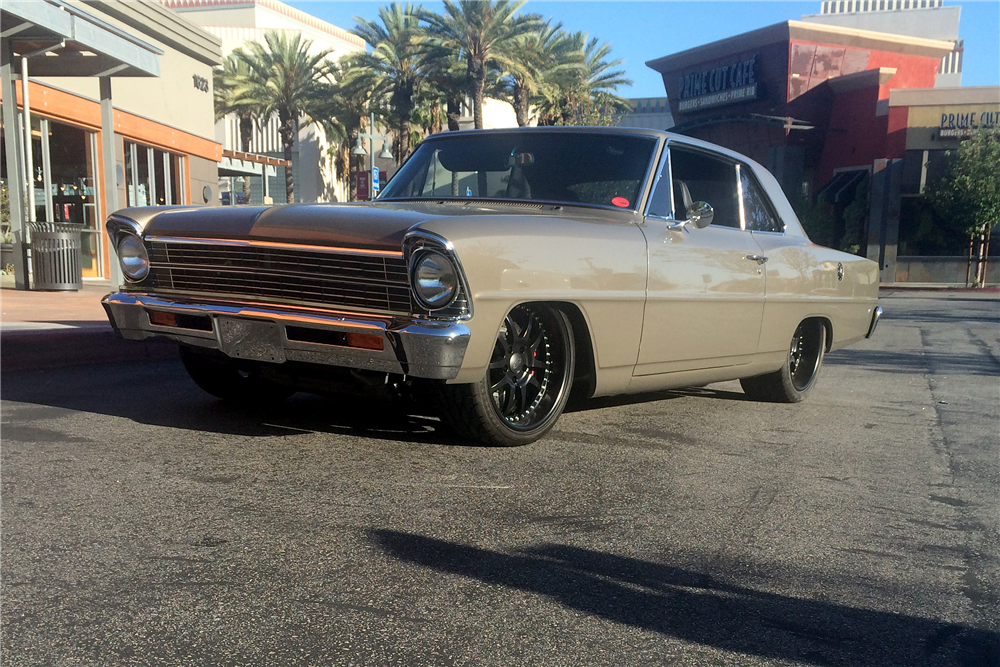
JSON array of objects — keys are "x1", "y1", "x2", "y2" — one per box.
[{"x1": 379, "y1": 131, "x2": 657, "y2": 210}]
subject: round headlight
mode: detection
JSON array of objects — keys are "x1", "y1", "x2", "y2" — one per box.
[
  {"x1": 117, "y1": 234, "x2": 149, "y2": 281},
  {"x1": 411, "y1": 250, "x2": 457, "y2": 309}
]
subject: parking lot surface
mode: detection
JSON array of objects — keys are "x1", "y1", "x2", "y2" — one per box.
[{"x1": 2, "y1": 290, "x2": 997, "y2": 666}]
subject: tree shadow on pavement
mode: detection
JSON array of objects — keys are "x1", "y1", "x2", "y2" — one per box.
[
  {"x1": 826, "y1": 348, "x2": 1000, "y2": 377},
  {"x1": 371, "y1": 529, "x2": 999, "y2": 667}
]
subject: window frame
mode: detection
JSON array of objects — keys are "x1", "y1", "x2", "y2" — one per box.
[
  {"x1": 660, "y1": 143, "x2": 744, "y2": 230},
  {"x1": 737, "y1": 162, "x2": 786, "y2": 235}
]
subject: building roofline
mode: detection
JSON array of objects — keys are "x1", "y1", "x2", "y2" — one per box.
[
  {"x1": 889, "y1": 86, "x2": 1000, "y2": 107},
  {"x1": 162, "y1": 0, "x2": 366, "y2": 48},
  {"x1": 86, "y1": 0, "x2": 222, "y2": 67},
  {"x1": 646, "y1": 19, "x2": 954, "y2": 73}
]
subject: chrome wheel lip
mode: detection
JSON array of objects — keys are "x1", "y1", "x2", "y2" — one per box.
[{"x1": 487, "y1": 307, "x2": 570, "y2": 432}]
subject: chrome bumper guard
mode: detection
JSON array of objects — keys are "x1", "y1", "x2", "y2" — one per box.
[
  {"x1": 865, "y1": 306, "x2": 883, "y2": 339},
  {"x1": 102, "y1": 292, "x2": 470, "y2": 380}
]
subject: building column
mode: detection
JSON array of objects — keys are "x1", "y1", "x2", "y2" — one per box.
[
  {"x1": 1, "y1": 40, "x2": 28, "y2": 289},
  {"x1": 100, "y1": 76, "x2": 122, "y2": 287},
  {"x1": 867, "y1": 158, "x2": 904, "y2": 284}
]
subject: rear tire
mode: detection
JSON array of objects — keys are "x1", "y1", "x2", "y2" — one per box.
[
  {"x1": 435, "y1": 304, "x2": 575, "y2": 447},
  {"x1": 179, "y1": 346, "x2": 295, "y2": 403},
  {"x1": 740, "y1": 320, "x2": 826, "y2": 403}
]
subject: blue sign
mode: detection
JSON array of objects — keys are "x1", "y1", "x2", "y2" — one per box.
[{"x1": 372, "y1": 166, "x2": 380, "y2": 194}]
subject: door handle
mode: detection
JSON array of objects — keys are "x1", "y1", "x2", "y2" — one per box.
[{"x1": 746, "y1": 254, "x2": 768, "y2": 265}]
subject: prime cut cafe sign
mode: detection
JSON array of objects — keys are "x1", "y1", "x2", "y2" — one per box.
[{"x1": 677, "y1": 55, "x2": 759, "y2": 112}]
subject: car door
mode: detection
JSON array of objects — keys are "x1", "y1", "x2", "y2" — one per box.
[{"x1": 635, "y1": 143, "x2": 765, "y2": 376}]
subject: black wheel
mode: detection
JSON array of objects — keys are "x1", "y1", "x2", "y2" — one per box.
[
  {"x1": 740, "y1": 320, "x2": 826, "y2": 403},
  {"x1": 435, "y1": 304, "x2": 575, "y2": 446},
  {"x1": 179, "y1": 346, "x2": 295, "y2": 403}
]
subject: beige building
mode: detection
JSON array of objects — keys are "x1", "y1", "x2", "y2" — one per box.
[
  {"x1": 1, "y1": 0, "x2": 222, "y2": 288},
  {"x1": 164, "y1": 0, "x2": 365, "y2": 204}
]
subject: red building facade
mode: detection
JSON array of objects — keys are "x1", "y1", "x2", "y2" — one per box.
[{"x1": 646, "y1": 20, "x2": 960, "y2": 282}]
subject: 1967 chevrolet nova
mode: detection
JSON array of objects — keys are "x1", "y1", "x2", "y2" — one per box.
[{"x1": 103, "y1": 127, "x2": 881, "y2": 446}]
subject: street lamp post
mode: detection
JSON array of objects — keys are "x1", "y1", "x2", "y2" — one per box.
[{"x1": 351, "y1": 112, "x2": 394, "y2": 201}]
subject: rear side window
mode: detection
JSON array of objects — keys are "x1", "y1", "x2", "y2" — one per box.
[
  {"x1": 669, "y1": 148, "x2": 741, "y2": 228},
  {"x1": 741, "y1": 169, "x2": 784, "y2": 233}
]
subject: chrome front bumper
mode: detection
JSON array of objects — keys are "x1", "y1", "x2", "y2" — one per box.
[
  {"x1": 102, "y1": 292, "x2": 470, "y2": 380},
  {"x1": 865, "y1": 305, "x2": 883, "y2": 339}
]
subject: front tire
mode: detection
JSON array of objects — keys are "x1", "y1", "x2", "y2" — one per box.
[
  {"x1": 740, "y1": 319, "x2": 826, "y2": 403},
  {"x1": 435, "y1": 305, "x2": 575, "y2": 446},
  {"x1": 179, "y1": 346, "x2": 295, "y2": 403}
]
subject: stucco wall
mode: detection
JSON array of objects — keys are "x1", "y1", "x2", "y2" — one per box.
[
  {"x1": 189, "y1": 154, "x2": 219, "y2": 205},
  {"x1": 39, "y1": 2, "x2": 218, "y2": 142}
]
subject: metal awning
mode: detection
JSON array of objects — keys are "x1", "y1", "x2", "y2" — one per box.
[
  {"x1": 1, "y1": 0, "x2": 164, "y2": 290},
  {"x1": 1, "y1": 0, "x2": 162, "y2": 77}
]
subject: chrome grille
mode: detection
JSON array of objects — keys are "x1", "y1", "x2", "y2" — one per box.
[{"x1": 145, "y1": 238, "x2": 412, "y2": 314}]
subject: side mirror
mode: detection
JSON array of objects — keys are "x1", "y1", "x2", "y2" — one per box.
[
  {"x1": 668, "y1": 201, "x2": 715, "y2": 231},
  {"x1": 686, "y1": 201, "x2": 714, "y2": 228}
]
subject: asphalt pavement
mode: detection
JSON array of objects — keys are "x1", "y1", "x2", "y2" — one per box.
[{"x1": 1, "y1": 289, "x2": 998, "y2": 666}]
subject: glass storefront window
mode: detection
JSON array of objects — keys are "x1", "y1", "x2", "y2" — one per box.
[{"x1": 126, "y1": 141, "x2": 184, "y2": 207}]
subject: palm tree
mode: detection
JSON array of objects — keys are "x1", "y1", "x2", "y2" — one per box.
[
  {"x1": 345, "y1": 4, "x2": 429, "y2": 162},
  {"x1": 231, "y1": 31, "x2": 334, "y2": 203},
  {"x1": 214, "y1": 54, "x2": 265, "y2": 204},
  {"x1": 318, "y1": 63, "x2": 371, "y2": 201},
  {"x1": 499, "y1": 21, "x2": 583, "y2": 127},
  {"x1": 420, "y1": 44, "x2": 470, "y2": 131},
  {"x1": 536, "y1": 33, "x2": 632, "y2": 126},
  {"x1": 420, "y1": 0, "x2": 541, "y2": 129},
  {"x1": 579, "y1": 35, "x2": 632, "y2": 104}
]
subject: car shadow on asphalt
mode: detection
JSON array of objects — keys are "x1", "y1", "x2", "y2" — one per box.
[
  {"x1": 566, "y1": 385, "x2": 749, "y2": 413},
  {"x1": 0, "y1": 359, "x2": 458, "y2": 445},
  {"x1": 371, "y1": 529, "x2": 1000, "y2": 667},
  {"x1": 1, "y1": 359, "x2": 750, "y2": 446}
]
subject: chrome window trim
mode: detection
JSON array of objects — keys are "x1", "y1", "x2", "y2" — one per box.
[
  {"x1": 665, "y1": 142, "x2": 745, "y2": 231},
  {"x1": 642, "y1": 139, "x2": 674, "y2": 221},
  {"x1": 382, "y1": 129, "x2": 659, "y2": 214},
  {"x1": 738, "y1": 163, "x2": 787, "y2": 235},
  {"x1": 735, "y1": 164, "x2": 748, "y2": 231}
]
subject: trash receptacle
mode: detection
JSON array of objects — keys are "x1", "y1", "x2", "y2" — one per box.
[{"x1": 28, "y1": 222, "x2": 83, "y2": 291}]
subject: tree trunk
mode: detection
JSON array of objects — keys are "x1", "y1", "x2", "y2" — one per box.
[
  {"x1": 513, "y1": 82, "x2": 529, "y2": 127},
  {"x1": 399, "y1": 119, "x2": 409, "y2": 164},
  {"x1": 975, "y1": 229, "x2": 990, "y2": 287},
  {"x1": 280, "y1": 113, "x2": 295, "y2": 204},
  {"x1": 966, "y1": 232, "x2": 975, "y2": 287},
  {"x1": 431, "y1": 104, "x2": 442, "y2": 135},
  {"x1": 446, "y1": 97, "x2": 462, "y2": 131},
  {"x1": 348, "y1": 128, "x2": 358, "y2": 202},
  {"x1": 470, "y1": 58, "x2": 485, "y2": 130},
  {"x1": 239, "y1": 114, "x2": 254, "y2": 204}
]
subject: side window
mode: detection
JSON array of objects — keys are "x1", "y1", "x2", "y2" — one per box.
[
  {"x1": 741, "y1": 168, "x2": 784, "y2": 233},
  {"x1": 645, "y1": 148, "x2": 672, "y2": 219},
  {"x1": 669, "y1": 148, "x2": 741, "y2": 228}
]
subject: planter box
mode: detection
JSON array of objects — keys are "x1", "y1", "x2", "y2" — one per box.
[{"x1": 1, "y1": 243, "x2": 13, "y2": 274}]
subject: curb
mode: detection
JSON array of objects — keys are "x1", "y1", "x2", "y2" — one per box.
[{"x1": 1, "y1": 326, "x2": 177, "y2": 372}]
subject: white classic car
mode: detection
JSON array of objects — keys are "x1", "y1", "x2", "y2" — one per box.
[{"x1": 103, "y1": 128, "x2": 881, "y2": 446}]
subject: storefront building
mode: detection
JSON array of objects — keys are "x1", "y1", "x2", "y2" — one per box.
[
  {"x1": 888, "y1": 86, "x2": 1000, "y2": 284},
  {"x1": 645, "y1": 19, "x2": 966, "y2": 282},
  {"x1": 1, "y1": 0, "x2": 222, "y2": 288},
  {"x1": 165, "y1": 0, "x2": 365, "y2": 204}
]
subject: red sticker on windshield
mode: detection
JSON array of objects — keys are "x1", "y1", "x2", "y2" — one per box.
[{"x1": 611, "y1": 197, "x2": 630, "y2": 208}]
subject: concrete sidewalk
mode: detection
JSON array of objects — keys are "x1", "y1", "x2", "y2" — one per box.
[{"x1": 1, "y1": 280, "x2": 176, "y2": 372}]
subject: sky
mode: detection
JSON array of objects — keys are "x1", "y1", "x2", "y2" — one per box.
[{"x1": 287, "y1": 0, "x2": 1000, "y2": 97}]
